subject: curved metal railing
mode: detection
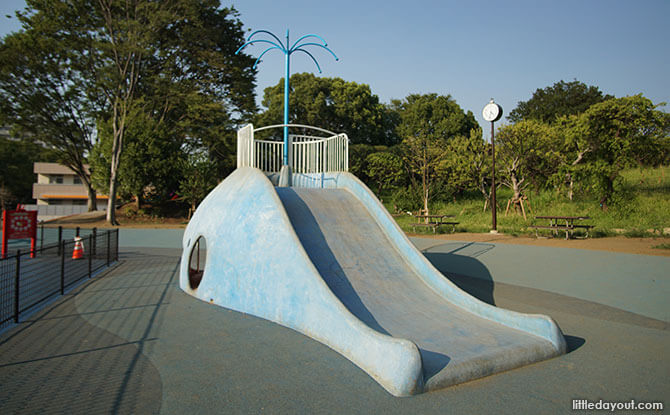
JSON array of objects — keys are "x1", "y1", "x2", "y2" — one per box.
[{"x1": 237, "y1": 124, "x2": 348, "y2": 174}]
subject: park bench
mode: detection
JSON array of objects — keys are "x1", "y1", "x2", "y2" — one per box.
[
  {"x1": 529, "y1": 215, "x2": 594, "y2": 240},
  {"x1": 411, "y1": 214, "x2": 459, "y2": 234}
]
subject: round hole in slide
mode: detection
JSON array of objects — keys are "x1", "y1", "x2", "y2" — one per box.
[{"x1": 188, "y1": 236, "x2": 207, "y2": 290}]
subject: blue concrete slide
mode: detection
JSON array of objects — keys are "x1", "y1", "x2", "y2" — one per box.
[{"x1": 179, "y1": 167, "x2": 566, "y2": 396}]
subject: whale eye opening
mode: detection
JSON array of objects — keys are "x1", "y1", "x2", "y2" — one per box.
[{"x1": 188, "y1": 236, "x2": 207, "y2": 290}]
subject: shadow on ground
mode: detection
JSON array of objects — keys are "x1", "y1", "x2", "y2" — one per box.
[
  {"x1": 421, "y1": 242, "x2": 592, "y2": 354},
  {"x1": 0, "y1": 260, "x2": 164, "y2": 415}
]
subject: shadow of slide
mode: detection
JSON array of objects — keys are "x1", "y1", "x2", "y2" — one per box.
[
  {"x1": 422, "y1": 242, "x2": 587, "y2": 354},
  {"x1": 422, "y1": 245, "x2": 497, "y2": 306}
]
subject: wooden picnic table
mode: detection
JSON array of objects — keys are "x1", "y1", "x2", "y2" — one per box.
[
  {"x1": 531, "y1": 215, "x2": 593, "y2": 239},
  {"x1": 411, "y1": 214, "x2": 459, "y2": 233}
]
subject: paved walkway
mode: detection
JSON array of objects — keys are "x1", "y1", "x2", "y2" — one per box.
[{"x1": 0, "y1": 241, "x2": 668, "y2": 414}]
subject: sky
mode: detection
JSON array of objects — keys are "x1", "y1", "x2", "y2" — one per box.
[{"x1": 2, "y1": 0, "x2": 669, "y2": 137}]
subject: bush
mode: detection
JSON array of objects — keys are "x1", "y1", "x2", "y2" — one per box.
[{"x1": 391, "y1": 185, "x2": 423, "y2": 213}]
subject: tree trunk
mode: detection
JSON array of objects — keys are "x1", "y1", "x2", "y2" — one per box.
[
  {"x1": 106, "y1": 128, "x2": 122, "y2": 225},
  {"x1": 422, "y1": 146, "x2": 429, "y2": 216},
  {"x1": 510, "y1": 173, "x2": 523, "y2": 214},
  {"x1": 106, "y1": 169, "x2": 118, "y2": 225},
  {"x1": 600, "y1": 175, "x2": 615, "y2": 211},
  {"x1": 134, "y1": 193, "x2": 141, "y2": 210},
  {"x1": 567, "y1": 173, "x2": 574, "y2": 201},
  {"x1": 567, "y1": 148, "x2": 589, "y2": 201},
  {"x1": 86, "y1": 183, "x2": 98, "y2": 212}
]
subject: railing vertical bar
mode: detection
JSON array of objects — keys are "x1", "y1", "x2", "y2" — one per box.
[
  {"x1": 106, "y1": 231, "x2": 110, "y2": 267},
  {"x1": 88, "y1": 234, "x2": 92, "y2": 278},
  {"x1": 14, "y1": 251, "x2": 20, "y2": 323},
  {"x1": 57, "y1": 226, "x2": 62, "y2": 256},
  {"x1": 92, "y1": 228, "x2": 97, "y2": 257},
  {"x1": 60, "y1": 241, "x2": 65, "y2": 295}
]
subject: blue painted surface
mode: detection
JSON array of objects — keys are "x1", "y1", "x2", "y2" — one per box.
[
  {"x1": 180, "y1": 168, "x2": 422, "y2": 396},
  {"x1": 277, "y1": 187, "x2": 562, "y2": 391},
  {"x1": 179, "y1": 167, "x2": 567, "y2": 395},
  {"x1": 295, "y1": 172, "x2": 566, "y2": 349}
]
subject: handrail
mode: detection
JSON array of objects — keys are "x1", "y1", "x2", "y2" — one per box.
[
  {"x1": 254, "y1": 123, "x2": 338, "y2": 137},
  {"x1": 238, "y1": 123, "x2": 348, "y2": 175}
]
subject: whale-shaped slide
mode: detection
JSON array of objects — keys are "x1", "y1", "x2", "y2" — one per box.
[{"x1": 180, "y1": 167, "x2": 565, "y2": 396}]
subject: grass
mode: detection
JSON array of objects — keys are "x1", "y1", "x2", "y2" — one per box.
[
  {"x1": 383, "y1": 166, "x2": 670, "y2": 238},
  {"x1": 652, "y1": 243, "x2": 670, "y2": 250}
]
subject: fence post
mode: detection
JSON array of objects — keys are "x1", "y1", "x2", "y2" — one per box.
[
  {"x1": 88, "y1": 234, "x2": 92, "y2": 278},
  {"x1": 60, "y1": 240, "x2": 65, "y2": 295},
  {"x1": 115, "y1": 229, "x2": 119, "y2": 261},
  {"x1": 76, "y1": 226, "x2": 80, "y2": 237},
  {"x1": 106, "y1": 231, "x2": 110, "y2": 267},
  {"x1": 92, "y1": 227, "x2": 97, "y2": 257},
  {"x1": 40, "y1": 224, "x2": 44, "y2": 251},
  {"x1": 57, "y1": 226, "x2": 63, "y2": 256},
  {"x1": 14, "y1": 250, "x2": 20, "y2": 323}
]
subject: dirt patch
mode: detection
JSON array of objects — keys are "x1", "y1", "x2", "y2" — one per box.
[
  {"x1": 44, "y1": 210, "x2": 188, "y2": 229},
  {"x1": 408, "y1": 232, "x2": 670, "y2": 257}
]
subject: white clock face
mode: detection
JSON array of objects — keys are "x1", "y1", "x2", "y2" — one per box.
[{"x1": 482, "y1": 103, "x2": 501, "y2": 122}]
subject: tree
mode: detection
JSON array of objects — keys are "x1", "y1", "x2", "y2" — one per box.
[
  {"x1": 0, "y1": 25, "x2": 99, "y2": 210},
  {"x1": 91, "y1": 1, "x2": 256, "y2": 224},
  {"x1": 8, "y1": 1, "x2": 257, "y2": 223},
  {"x1": 508, "y1": 80, "x2": 613, "y2": 124},
  {"x1": 90, "y1": 102, "x2": 185, "y2": 208},
  {"x1": 179, "y1": 152, "x2": 219, "y2": 219},
  {"x1": 570, "y1": 95, "x2": 669, "y2": 210},
  {"x1": 365, "y1": 152, "x2": 404, "y2": 194},
  {"x1": 0, "y1": 133, "x2": 57, "y2": 208},
  {"x1": 496, "y1": 120, "x2": 562, "y2": 212},
  {"x1": 255, "y1": 73, "x2": 398, "y2": 145},
  {"x1": 394, "y1": 93, "x2": 478, "y2": 214},
  {"x1": 438, "y1": 128, "x2": 492, "y2": 202}
]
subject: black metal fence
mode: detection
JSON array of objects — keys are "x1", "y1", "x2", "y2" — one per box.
[{"x1": 0, "y1": 228, "x2": 119, "y2": 329}]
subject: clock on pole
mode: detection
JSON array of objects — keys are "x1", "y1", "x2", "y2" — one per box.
[{"x1": 482, "y1": 99, "x2": 503, "y2": 232}]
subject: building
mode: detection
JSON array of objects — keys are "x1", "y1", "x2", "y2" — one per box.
[{"x1": 30, "y1": 162, "x2": 107, "y2": 220}]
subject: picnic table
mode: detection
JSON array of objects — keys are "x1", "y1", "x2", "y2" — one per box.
[
  {"x1": 530, "y1": 215, "x2": 594, "y2": 240},
  {"x1": 411, "y1": 214, "x2": 459, "y2": 233}
]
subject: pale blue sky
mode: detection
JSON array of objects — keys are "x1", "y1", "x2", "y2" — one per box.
[{"x1": 2, "y1": 0, "x2": 669, "y2": 135}]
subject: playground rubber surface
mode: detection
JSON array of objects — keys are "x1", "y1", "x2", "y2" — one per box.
[{"x1": 0, "y1": 236, "x2": 668, "y2": 414}]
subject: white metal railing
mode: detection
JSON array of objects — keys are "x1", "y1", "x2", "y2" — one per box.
[
  {"x1": 236, "y1": 124, "x2": 254, "y2": 168},
  {"x1": 237, "y1": 124, "x2": 349, "y2": 175}
]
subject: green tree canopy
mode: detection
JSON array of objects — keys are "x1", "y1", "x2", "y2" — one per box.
[
  {"x1": 496, "y1": 120, "x2": 562, "y2": 204},
  {"x1": 255, "y1": 73, "x2": 397, "y2": 145},
  {"x1": 6, "y1": 0, "x2": 257, "y2": 220},
  {"x1": 438, "y1": 128, "x2": 490, "y2": 198},
  {"x1": 393, "y1": 93, "x2": 478, "y2": 214},
  {"x1": 0, "y1": 133, "x2": 57, "y2": 209},
  {"x1": 365, "y1": 152, "x2": 404, "y2": 194},
  {"x1": 569, "y1": 95, "x2": 669, "y2": 209},
  {"x1": 508, "y1": 80, "x2": 613, "y2": 124},
  {"x1": 0, "y1": 22, "x2": 99, "y2": 210}
]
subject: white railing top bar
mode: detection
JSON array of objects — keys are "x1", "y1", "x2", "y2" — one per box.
[
  {"x1": 237, "y1": 123, "x2": 349, "y2": 177},
  {"x1": 253, "y1": 123, "x2": 340, "y2": 138}
]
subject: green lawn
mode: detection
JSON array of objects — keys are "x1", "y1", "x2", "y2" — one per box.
[{"x1": 383, "y1": 166, "x2": 670, "y2": 238}]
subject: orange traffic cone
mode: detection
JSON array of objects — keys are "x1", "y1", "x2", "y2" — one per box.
[{"x1": 72, "y1": 236, "x2": 84, "y2": 260}]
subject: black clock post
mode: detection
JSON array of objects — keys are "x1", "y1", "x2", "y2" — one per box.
[{"x1": 482, "y1": 99, "x2": 503, "y2": 233}]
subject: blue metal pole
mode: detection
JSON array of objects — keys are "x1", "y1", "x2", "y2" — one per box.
[{"x1": 283, "y1": 29, "x2": 290, "y2": 166}]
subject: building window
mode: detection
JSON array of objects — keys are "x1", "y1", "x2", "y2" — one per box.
[
  {"x1": 49, "y1": 175, "x2": 64, "y2": 184},
  {"x1": 73, "y1": 176, "x2": 82, "y2": 184}
]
